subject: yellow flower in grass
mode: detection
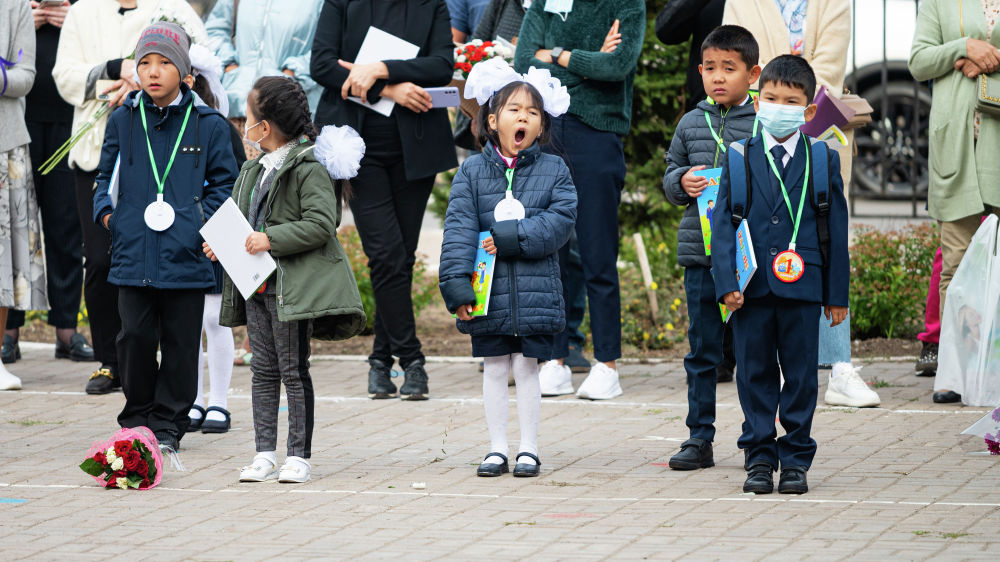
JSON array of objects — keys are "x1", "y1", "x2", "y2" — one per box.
[
  {"x1": 673, "y1": 298, "x2": 681, "y2": 306},
  {"x1": 642, "y1": 331, "x2": 650, "y2": 341},
  {"x1": 666, "y1": 323, "x2": 675, "y2": 331},
  {"x1": 649, "y1": 282, "x2": 658, "y2": 291}
]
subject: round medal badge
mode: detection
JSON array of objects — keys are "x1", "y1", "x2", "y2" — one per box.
[
  {"x1": 772, "y1": 249, "x2": 804, "y2": 283},
  {"x1": 494, "y1": 194, "x2": 526, "y2": 222},
  {"x1": 144, "y1": 195, "x2": 175, "y2": 232}
]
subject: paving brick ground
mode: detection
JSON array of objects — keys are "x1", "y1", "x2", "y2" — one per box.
[{"x1": 1, "y1": 345, "x2": 997, "y2": 560}]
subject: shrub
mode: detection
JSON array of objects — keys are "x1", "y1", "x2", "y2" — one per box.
[
  {"x1": 619, "y1": 235, "x2": 687, "y2": 350},
  {"x1": 848, "y1": 222, "x2": 939, "y2": 339}
]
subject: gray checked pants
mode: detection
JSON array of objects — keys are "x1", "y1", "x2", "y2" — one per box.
[{"x1": 246, "y1": 291, "x2": 315, "y2": 458}]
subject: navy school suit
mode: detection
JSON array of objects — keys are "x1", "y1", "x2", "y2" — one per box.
[{"x1": 710, "y1": 133, "x2": 849, "y2": 471}]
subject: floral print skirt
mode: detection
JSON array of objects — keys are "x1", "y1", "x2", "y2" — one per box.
[{"x1": 0, "y1": 145, "x2": 47, "y2": 310}]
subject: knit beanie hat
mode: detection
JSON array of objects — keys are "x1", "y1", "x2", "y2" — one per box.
[{"x1": 135, "y1": 23, "x2": 192, "y2": 79}]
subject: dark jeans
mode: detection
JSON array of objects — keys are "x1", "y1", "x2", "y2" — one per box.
[
  {"x1": 565, "y1": 231, "x2": 587, "y2": 350},
  {"x1": 544, "y1": 115, "x2": 626, "y2": 363},
  {"x1": 117, "y1": 287, "x2": 205, "y2": 441},
  {"x1": 352, "y1": 119, "x2": 434, "y2": 367},
  {"x1": 683, "y1": 267, "x2": 724, "y2": 442},
  {"x1": 74, "y1": 169, "x2": 120, "y2": 368},
  {"x1": 7, "y1": 120, "x2": 83, "y2": 330}
]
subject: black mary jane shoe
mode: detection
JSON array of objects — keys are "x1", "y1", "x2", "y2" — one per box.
[
  {"x1": 477, "y1": 452, "x2": 509, "y2": 477},
  {"x1": 200, "y1": 406, "x2": 231, "y2": 433},
  {"x1": 512, "y1": 452, "x2": 541, "y2": 477},
  {"x1": 743, "y1": 463, "x2": 775, "y2": 494},
  {"x1": 188, "y1": 404, "x2": 206, "y2": 431},
  {"x1": 933, "y1": 390, "x2": 961, "y2": 404},
  {"x1": 778, "y1": 466, "x2": 809, "y2": 494}
]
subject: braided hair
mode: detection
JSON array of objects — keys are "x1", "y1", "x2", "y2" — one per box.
[{"x1": 247, "y1": 76, "x2": 318, "y2": 143}]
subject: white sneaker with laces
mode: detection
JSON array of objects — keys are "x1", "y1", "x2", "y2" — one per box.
[
  {"x1": 539, "y1": 360, "x2": 574, "y2": 396},
  {"x1": 576, "y1": 362, "x2": 623, "y2": 400},
  {"x1": 278, "y1": 456, "x2": 311, "y2": 483},
  {"x1": 824, "y1": 362, "x2": 880, "y2": 407},
  {"x1": 0, "y1": 365, "x2": 22, "y2": 391},
  {"x1": 239, "y1": 453, "x2": 278, "y2": 482}
]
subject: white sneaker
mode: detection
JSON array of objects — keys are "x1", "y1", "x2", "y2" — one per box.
[
  {"x1": 824, "y1": 362, "x2": 880, "y2": 407},
  {"x1": 0, "y1": 366, "x2": 21, "y2": 391},
  {"x1": 576, "y1": 363, "x2": 623, "y2": 400},
  {"x1": 278, "y1": 456, "x2": 311, "y2": 483},
  {"x1": 239, "y1": 453, "x2": 278, "y2": 482},
  {"x1": 539, "y1": 360, "x2": 574, "y2": 396}
]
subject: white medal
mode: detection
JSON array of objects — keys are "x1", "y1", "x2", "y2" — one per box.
[
  {"x1": 144, "y1": 194, "x2": 175, "y2": 231},
  {"x1": 493, "y1": 191, "x2": 526, "y2": 221}
]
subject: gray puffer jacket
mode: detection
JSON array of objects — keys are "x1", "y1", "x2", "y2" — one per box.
[
  {"x1": 439, "y1": 142, "x2": 577, "y2": 337},
  {"x1": 663, "y1": 98, "x2": 757, "y2": 267}
]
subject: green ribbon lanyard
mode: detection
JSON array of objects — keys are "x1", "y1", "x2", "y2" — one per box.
[
  {"x1": 139, "y1": 97, "x2": 194, "y2": 201},
  {"x1": 504, "y1": 167, "x2": 515, "y2": 193},
  {"x1": 762, "y1": 133, "x2": 810, "y2": 251},
  {"x1": 705, "y1": 111, "x2": 761, "y2": 168}
]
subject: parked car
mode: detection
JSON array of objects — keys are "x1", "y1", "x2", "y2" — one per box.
[{"x1": 847, "y1": 0, "x2": 930, "y2": 199}]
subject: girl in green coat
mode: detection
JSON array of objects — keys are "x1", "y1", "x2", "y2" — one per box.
[{"x1": 204, "y1": 77, "x2": 366, "y2": 484}]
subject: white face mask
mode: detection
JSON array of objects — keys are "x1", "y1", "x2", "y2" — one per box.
[
  {"x1": 543, "y1": 0, "x2": 572, "y2": 19},
  {"x1": 522, "y1": 0, "x2": 532, "y2": 9},
  {"x1": 243, "y1": 120, "x2": 266, "y2": 153}
]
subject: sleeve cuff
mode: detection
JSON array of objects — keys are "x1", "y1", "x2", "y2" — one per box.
[
  {"x1": 490, "y1": 220, "x2": 520, "y2": 258},
  {"x1": 440, "y1": 277, "x2": 477, "y2": 313},
  {"x1": 106, "y1": 59, "x2": 124, "y2": 80}
]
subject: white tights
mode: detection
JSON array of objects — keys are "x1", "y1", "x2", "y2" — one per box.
[
  {"x1": 482, "y1": 353, "x2": 540, "y2": 465},
  {"x1": 193, "y1": 294, "x2": 235, "y2": 421}
]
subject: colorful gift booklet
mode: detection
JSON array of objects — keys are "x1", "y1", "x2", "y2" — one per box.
[
  {"x1": 722, "y1": 219, "x2": 758, "y2": 323},
  {"x1": 694, "y1": 167, "x2": 722, "y2": 256},
  {"x1": 469, "y1": 231, "x2": 497, "y2": 317}
]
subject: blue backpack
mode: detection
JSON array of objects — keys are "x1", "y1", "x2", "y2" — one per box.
[{"x1": 726, "y1": 136, "x2": 834, "y2": 267}]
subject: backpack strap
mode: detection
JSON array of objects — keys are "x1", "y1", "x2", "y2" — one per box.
[
  {"x1": 727, "y1": 139, "x2": 751, "y2": 228},
  {"x1": 808, "y1": 137, "x2": 831, "y2": 267}
]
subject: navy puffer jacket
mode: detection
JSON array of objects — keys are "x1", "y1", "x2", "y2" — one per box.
[{"x1": 439, "y1": 142, "x2": 576, "y2": 336}]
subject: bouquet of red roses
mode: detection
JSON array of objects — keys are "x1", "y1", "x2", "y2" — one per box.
[
  {"x1": 79, "y1": 427, "x2": 163, "y2": 490},
  {"x1": 453, "y1": 39, "x2": 514, "y2": 80}
]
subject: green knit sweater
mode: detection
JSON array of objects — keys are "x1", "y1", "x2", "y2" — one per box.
[{"x1": 513, "y1": 0, "x2": 645, "y2": 136}]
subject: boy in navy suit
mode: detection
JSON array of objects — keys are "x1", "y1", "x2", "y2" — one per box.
[{"x1": 711, "y1": 55, "x2": 849, "y2": 495}]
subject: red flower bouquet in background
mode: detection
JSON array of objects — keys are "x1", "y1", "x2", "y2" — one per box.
[
  {"x1": 80, "y1": 427, "x2": 163, "y2": 490},
  {"x1": 453, "y1": 39, "x2": 514, "y2": 79}
]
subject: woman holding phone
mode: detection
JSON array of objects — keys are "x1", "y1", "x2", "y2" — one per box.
[{"x1": 311, "y1": 0, "x2": 458, "y2": 401}]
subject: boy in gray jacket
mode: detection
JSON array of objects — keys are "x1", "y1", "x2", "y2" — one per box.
[{"x1": 662, "y1": 25, "x2": 760, "y2": 470}]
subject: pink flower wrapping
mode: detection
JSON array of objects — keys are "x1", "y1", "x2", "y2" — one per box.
[{"x1": 84, "y1": 427, "x2": 164, "y2": 490}]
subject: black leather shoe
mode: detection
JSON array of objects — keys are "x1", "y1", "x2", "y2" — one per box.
[
  {"x1": 55, "y1": 333, "x2": 95, "y2": 362},
  {"x1": 85, "y1": 366, "x2": 120, "y2": 395},
  {"x1": 565, "y1": 345, "x2": 591, "y2": 373},
  {"x1": 715, "y1": 363, "x2": 734, "y2": 383},
  {"x1": 933, "y1": 390, "x2": 961, "y2": 403},
  {"x1": 188, "y1": 404, "x2": 206, "y2": 431},
  {"x1": 743, "y1": 463, "x2": 775, "y2": 494},
  {"x1": 156, "y1": 432, "x2": 180, "y2": 453},
  {"x1": 367, "y1": 358, "x2": 397, "y2": 399},
  {"x1": 916, "y1": 342, "x2": 938, "y2": 377},
  {"x1": 200, "y1": 406, "x2": 231, "y2": 433},
  {"x1": 668, "y1": 437, "x2": 715, "y2": 470},
  {"x1": 399, "y1": 360, "x2": 429, "y2": 401},
  {"x1": 477, "y1": 452, "x2": 509, "y2": 477},
  {"x1": 513, "y1": 452, "x2": 541, "y2": 477},
  {"x1": 2, "y1": 335, "x2": 20, "y2": 364},
  {"x1": 778, "y1": 466, "x2": 809, "y2": 494}
]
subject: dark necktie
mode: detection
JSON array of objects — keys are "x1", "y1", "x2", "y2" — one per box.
[{"x1": 770, "y1": 144, "x2": 787, "y2": 175}]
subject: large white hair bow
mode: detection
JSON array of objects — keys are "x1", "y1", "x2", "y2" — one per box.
[
  {"x1": 463, "y1": 57, "x2": 570, "y2": 117},
  {"x1": 314, "y1": 125, "x2": 366, "y2": 180},
  {"x1": 188, "y1": 43, "x2": 229, "y2": 117}
]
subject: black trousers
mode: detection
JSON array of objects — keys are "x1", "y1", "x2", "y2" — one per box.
[
  {"x1": 351, "y1": 121, "x2": 434, "y2": 367},
  {"x1": 74, "y1": 169, "x2": 120, "y2": 368},
  {"x1": 117, "y1": 287, "x2": 205, "y2": 441},
  {"x1": 6, "y1": 120, "x2": 83, "y2": 330}
]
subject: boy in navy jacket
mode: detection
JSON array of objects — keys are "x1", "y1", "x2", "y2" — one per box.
[
  {"x1": 93, "y1": 23, "x2": 238, "y2": 452},
  {"x1": 711, "y1": 56, "x2": 849, "y2": 495},
  {"x1": 662, "y1": 25, "x2": 760, "y2": 471}
]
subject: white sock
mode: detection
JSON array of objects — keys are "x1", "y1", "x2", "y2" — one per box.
[
  {"x1": 483, "y1": 355, "x2": 511, "y2": 464},
  {"x1": 204, "y1": 294, "x2": 235, "y2": 412},
  {"x1": 255, "y1": 451, "x2": 277, "y2": 466},
  {"x1": 512, "y1": 353, "x2": 540, "y2": 465},
  {"x1": 188, "y1": 407, "x2": 203, "y2": 420}
]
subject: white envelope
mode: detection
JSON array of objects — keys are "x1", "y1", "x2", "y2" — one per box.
[
  {"x1": 347, "y1": 26, "x2": 420, "y2": 117},
  {"x1": 199, "y1": 198, "x2": 277, "y2": 300}
]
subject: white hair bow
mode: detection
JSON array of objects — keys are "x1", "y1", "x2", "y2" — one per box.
[
  {"x1": 463, "y1": 57, "x2": 570, "y2": 117},
  {"x1": 188, "y1": 44, "x2": 229, "y2": 117}
]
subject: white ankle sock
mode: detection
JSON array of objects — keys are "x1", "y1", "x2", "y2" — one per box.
[
  {"x1": 188, "y1": 407, "x2": 204, "y2": 420},
  {"x1": 256, "y1": 451, "x2": 277, "y2": 465},
  {"x1": 483, "y1": 355, "x2": 511, "y2": 462},
  {"x1": 512, "y1": 353, "x2": 540, "y2": 464},
  {"x1": 205, "y1": 409, "x2": 227, "y2": 422}
]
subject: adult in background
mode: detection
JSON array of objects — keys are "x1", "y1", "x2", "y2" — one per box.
[
  {"x1": 909, "y1": 0, "x2": 1000, "y2": 404},
  {"x1": 311, "y1": 0, "x2": 458, "y2": 400},
  {"x1": 723, "y1": 0, "x2": 882, "y2": 410},
  {"x1": 52, "y1": 0, "x2": 207, "y2": 395},
  {"x1": 655, "y1": 0, "x2": 725, "y2": 112},
  {"x1": 473, "y1": 0, "x2": 527, "y2": 43},
  {"x1": 0, "y1": 0, "x2": 46, "y2": 391},
  {"x1": 447, "y1": 0, "x2": 491, "y2": 43},
  {"x1": 3, "y1": 0, "x2": 93, "y2": 369},
  {"x1": 515, "y1": 0, "x2": 646, "y2": 400}
]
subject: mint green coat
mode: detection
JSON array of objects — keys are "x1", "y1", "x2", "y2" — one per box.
[{"x1": 909, "y1": 0, "x2": 1000, "y2": 221}]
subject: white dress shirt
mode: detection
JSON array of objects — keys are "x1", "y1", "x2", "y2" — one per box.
[{"x1": 762, "y1": 130, "x2": 800, "y2": 168}]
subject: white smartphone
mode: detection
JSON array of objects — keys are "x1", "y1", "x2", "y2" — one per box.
[{"x1": 425, "y1": 86, "x2": 461, "y2": 108}]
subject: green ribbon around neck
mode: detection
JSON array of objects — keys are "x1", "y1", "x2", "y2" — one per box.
[
  {"x1": 762, "y1": 133, "x2": 810, "y2": 251},
  {"x1": 139, "y1": 97, "x2": 193, "y2": 196}
]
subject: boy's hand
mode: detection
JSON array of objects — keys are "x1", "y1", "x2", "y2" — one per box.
[
  {"x1": 723, "y1": 291, "x2": 744, "y2": 312},
  {"x1": 245, "y1": 232, "x2": 270, "y2": 254},
  {"x1": 824, "y1": 305, "x2": 848, "y2": 327},
  {"x1": 202, "y1": 242, "x2": 217, "y2": 262},
  {"x1": 102, "y1": 213, "x2": 111, "y2": 230},
  {"x1": 681, "y1": 165, "x2": 709, "y2": 198},
  {"x1": 455, "y1": 304, "x2": 475, "y2": 321},
  {"x1": 482, "y1": 236, "x2": 497, "y2": 255}
]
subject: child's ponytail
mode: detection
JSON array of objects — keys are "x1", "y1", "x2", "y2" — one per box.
[{"x1": 247, "y1": 76, "x2": 318, "y2": 143}]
